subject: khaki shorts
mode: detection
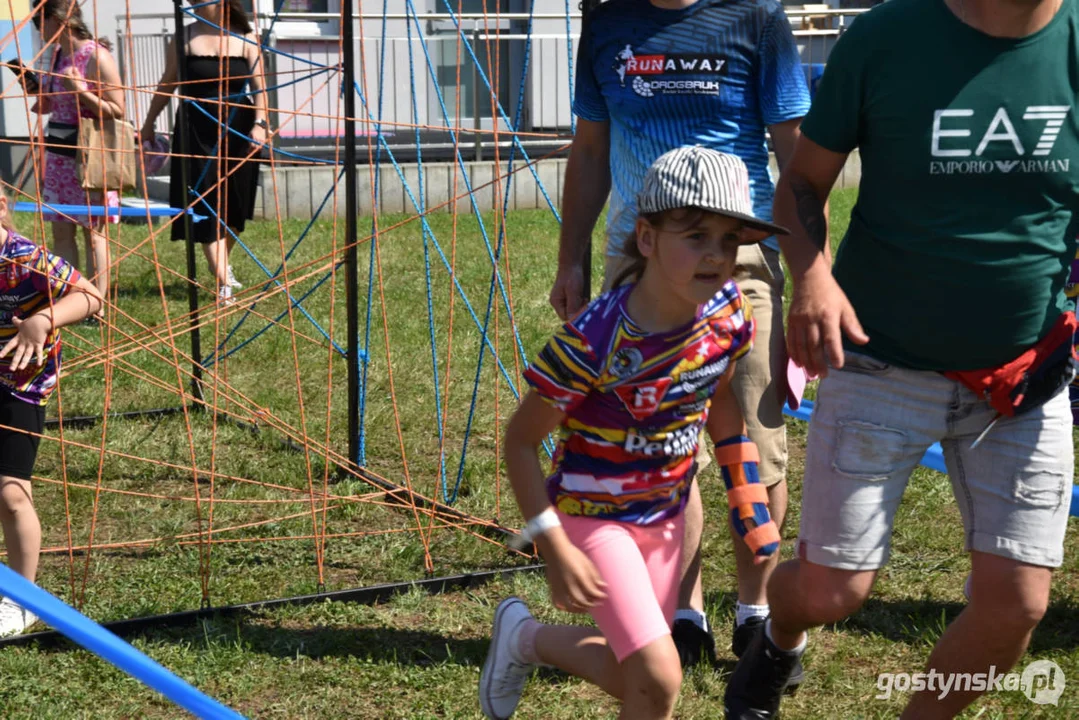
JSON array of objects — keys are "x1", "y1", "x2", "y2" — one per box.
[{"x1": 602, "y1": 244, "x2": 789, "y2": 486}]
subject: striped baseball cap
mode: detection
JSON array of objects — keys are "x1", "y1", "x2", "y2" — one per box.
[{"x1": 637, "y1": 145, "x2": 789, "y2": 240}]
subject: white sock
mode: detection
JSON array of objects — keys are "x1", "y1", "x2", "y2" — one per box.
[
  {"x1": 674, "y1": 608, "x2": 709, "y2": 632},
  {"x1": 735, "y1": 602, "x2": 770, "y2": 627},
  {"x1": 511, "y1": 617, "x2": 542, "y2": 665},
  {"x1": 765, "y1": 618, "x2": 806, "y2": 654}
]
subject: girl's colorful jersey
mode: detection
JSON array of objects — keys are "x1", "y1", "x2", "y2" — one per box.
[
  {"x1": 0, "y1": 230, "x2": 82, "y2": 406},
  {"x1": 524, "y1": 281, "x2": 754, "y2": 525}
]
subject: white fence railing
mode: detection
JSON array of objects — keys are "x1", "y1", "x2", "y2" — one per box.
[{"x1": 115, "y1": 9, "x2": 865, "y2": 157}]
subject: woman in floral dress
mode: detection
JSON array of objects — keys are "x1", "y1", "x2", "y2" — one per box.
[{"x1": 29, "y1": 0, "x2": 125, "y2": 320}]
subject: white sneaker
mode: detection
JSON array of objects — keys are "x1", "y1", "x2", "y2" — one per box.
[
  {"x1": 0, "y1": 597, "x2": 37, "y2": 637},
  {"x1": 479, "y1": 597, "x2": 536, "y2": 720},
  {"x1": 227, "y1": 265, "x2": 242, "y2": 289},
  {"x1": 218, "y1": 284, "x2": 235, "y2": 307}
]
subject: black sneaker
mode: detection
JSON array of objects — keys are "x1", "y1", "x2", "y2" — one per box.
[
  {"x1": 731, "y1": 617, "x2": 803, "y2": 691},
  {"x1": 671, "y1": 618, "x2": 717, "y2": 668},
  {"x1": 724, "y1": 624, "x2": 804, "y2": 719},
  {"x1": 731, "y1": 615, "x2": 766, "y2": 658}
]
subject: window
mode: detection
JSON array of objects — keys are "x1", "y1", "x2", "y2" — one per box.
[
  {"x1": 431, "y1": 0, "x2": 518, "y2": 129},
  {"x1": 276, "y1": 0, "x2": 329, "y2": 13}
]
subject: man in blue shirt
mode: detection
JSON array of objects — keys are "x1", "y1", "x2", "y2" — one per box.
[{"x1": 548, "y1": 0, "x2": 810, "y2": 670}]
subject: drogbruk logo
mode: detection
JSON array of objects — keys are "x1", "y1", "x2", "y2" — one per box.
[
  {"x1": 612, "y1": 44, "x2": 727, "y2": 98},
  {"x1": 929, "y1": 106, "x2": 1072, "y2": 175}
]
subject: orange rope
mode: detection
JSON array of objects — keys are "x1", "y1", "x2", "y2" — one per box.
[{"x1": 0, "y1": 5, "x2": 562, "y2": 605}]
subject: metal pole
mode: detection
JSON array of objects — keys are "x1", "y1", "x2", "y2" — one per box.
[
  {"x1": 342, "y1": 0, "x2": 360, "y2": 467},
  {"x1": 579, "y1": 0, "x2": 600, "y2": 301},
  {"x1": 172, "y1": 0, "x2": 204, "y2": 405}
]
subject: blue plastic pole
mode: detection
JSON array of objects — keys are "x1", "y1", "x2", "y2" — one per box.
[
  {"x1": 0, "y1": 565, "x2": 246, "y2": 719},
  {"x1": 11, "y1": 202, "x2": 206, "y2": 222}
]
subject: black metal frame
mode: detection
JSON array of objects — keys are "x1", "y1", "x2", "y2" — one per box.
[
  {"x1": 15, "y1": 0, "x2": 545, "y2": 646},
  {"x1": 0, "y1": 564, "x2": 542, "y2": 649},
  {"x1": 342, "y1": 0, "x2": 360, "y2": 472},
  {"x1": 173, "y1": 0, "x2": 205, "y2": 407}
]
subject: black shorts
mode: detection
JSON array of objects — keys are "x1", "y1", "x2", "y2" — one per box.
[{"x1": 0, "y1": 388, "x2": 46, "y2": 481}]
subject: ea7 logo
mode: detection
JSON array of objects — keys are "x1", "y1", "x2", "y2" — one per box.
[{"x1": 931, "y1": 106, "x2": 1070, "y2": 158}]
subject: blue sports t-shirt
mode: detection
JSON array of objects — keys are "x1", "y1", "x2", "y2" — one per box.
[{"x1": 574, "y1": 0, "x2": 810, "y2": 253}]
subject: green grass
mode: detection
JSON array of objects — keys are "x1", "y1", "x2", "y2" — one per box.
[{"x1": 1, "y1": 188, "x2": 1078, "y2": 718}]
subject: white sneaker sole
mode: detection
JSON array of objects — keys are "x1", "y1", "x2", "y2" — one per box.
[
  {"x1": 0, "y1": 613, "x2": 36, "y2": 637},
  {"x1": 479, "y1": 597, "x2": 526, "y2": 720}
]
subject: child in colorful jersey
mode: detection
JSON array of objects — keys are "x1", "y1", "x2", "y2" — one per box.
[
  {"x1": 0, "y1": 187, "x2": 103, "y2": 636},
  {"x1": 479, "y1": 147, "x2": 788, "y2": 720}
]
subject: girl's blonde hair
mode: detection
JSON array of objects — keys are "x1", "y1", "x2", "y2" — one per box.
[{"x1": 611, "y1": 206, "x2": 706, "y2": 289}]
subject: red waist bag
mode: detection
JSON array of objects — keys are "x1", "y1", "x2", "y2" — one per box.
[{"x1": 944, "y1": 311, "x2": 1079, "y2": 418}]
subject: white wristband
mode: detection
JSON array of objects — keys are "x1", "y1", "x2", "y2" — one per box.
[{"x1": 522, "y1": 507, "x2": 561, "y2": 542}]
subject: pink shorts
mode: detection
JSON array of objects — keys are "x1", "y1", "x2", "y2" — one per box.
[{"x1": 559, "y1": 511, "x2": 685, "y2": 663}]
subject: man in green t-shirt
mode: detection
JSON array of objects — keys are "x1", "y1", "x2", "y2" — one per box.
[{"x1": 725, "y1": 0, "x2": 1078, "y2": 717}]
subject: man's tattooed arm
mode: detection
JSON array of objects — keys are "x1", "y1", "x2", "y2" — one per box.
[{"x1": 789, "y1": 175, "x2": 828, "y2": 252}]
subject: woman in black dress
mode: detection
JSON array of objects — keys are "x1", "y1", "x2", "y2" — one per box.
[{"x1": 139, "y1": 0, "x2": 269, "y2": 304}]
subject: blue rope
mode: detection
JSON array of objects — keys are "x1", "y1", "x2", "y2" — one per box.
[
  {"x1": 404, "y1": 3, "x2": 449, "y2": 502},
  {"x1": 187, "y1": 193, "x2": 342, "y2": 352},
  {"x1": 357, "y1": 1, "x2": 394, "y2": 467},
  {"x1": 219, "y1": 65, "x2": 335, "y2": 102},
  {"x1": 179, "y1": 0, "x2": 295, "y2": 192},
  {"x1": 398, "y1": 17, "x2": 531, "y2": 378},
  {"x1": 183, "y1": 100, "x2": 348, "y2": 166},
  {"x1": 206, "y1": 263, "x2": 351, "y2": 367},
  {"x1": 505, "y1": 0, "x2": 543, "y2": 375},
  {"x1": 454, "y1": 0, "x2": 555, "y2": 494},
  {"x1": 173, "y1": 1, "x2": 578, "y2": 480},
  {"x1": 180, "y1": 6, "x2": 335, "y2": 69},
  {"x1": 436, "y1": 0, "x2": 562, "y2": 221},
  {"x1": 201, "y1": 167, "x2": 351, "y2": 368},
  {"x1": 351, "y1": 90, "x2": 523, "y2": 400},
  {"x1": 565, "y1": 0, "x2": 576, "y2": 135}
]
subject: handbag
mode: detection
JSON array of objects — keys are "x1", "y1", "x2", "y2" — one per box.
[
  {"x1": 944, "y1": 311, "x2": 1079, "y2": 445},
  {"x1": 76, "y1": 115, "x2": 137, "y2": 191},
  {"x1": 44, "y1": 121, "x2": 79, "y2": 158}
]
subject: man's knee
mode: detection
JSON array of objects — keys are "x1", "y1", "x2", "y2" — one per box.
[
  {"x1": 969, "y1": 561, "x2": 1052, "y2": 634},
  {"x1": 771, "y1": 560, "x2": 875, "y2": 625}
]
